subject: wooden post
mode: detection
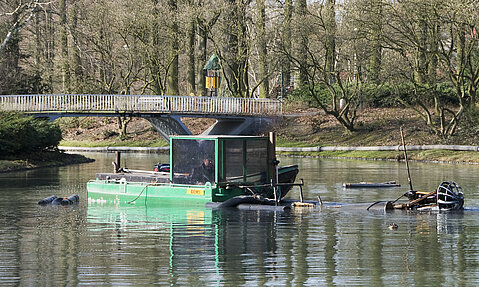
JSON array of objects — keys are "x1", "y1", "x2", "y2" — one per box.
[
  {"x1": 113, "y1": 151, "x2": 121, "y2": 173},
  {"x1": 299, "y1": 178, "x2": 304, "y2": 202},
  {"x1": 268, "y1": 132, "x2": 277, "y2": 183}
]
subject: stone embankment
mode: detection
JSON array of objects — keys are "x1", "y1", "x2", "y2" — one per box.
[{"x1": 58, "y1": 145, "x2": 479, "y2": 153}]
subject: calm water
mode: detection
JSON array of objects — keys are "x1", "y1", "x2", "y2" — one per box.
[{"x1": 1, "y1": 153, "x2": 479, "y2": 286}]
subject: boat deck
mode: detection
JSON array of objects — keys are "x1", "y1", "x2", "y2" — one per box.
[{"x1": 96, "y1": 171, "x2": 170, "y2": 183}]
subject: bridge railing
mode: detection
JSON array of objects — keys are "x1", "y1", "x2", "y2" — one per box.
[{"x1": 0, "y1": 94, "x2": 282, "y2": 116}]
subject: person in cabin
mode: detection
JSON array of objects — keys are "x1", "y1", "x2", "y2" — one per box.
[{"x1": 191, "y1": 157, "x2": 215, "y2": 185}]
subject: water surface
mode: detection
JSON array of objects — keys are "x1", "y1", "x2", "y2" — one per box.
[{"x1": 1, "y1": 153, "x2": 479, "y2": 286}]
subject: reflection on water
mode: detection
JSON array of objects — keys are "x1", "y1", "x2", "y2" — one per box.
[{"x1": 1, "y1": 153, "x2": 479, "y2": 285}]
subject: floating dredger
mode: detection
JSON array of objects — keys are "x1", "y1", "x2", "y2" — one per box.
[{"x1": 87, "y1": 133, "x2": 306, "y2": 210}]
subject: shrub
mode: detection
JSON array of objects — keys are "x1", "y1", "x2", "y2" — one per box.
[
  {"x1": 361, "y1": 83, "x2": 414, "y2": 107},
  {"x1": 0, "y1": 112, "x2": 62, "y2": 156},
  {"x1": 285, "y1": 81, "x2": 459, "y2": 109},
  {"x1": 287, "y1": 84, "x2": 334, "y2": 108}
]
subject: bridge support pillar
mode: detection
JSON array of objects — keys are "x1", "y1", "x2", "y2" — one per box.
[
  {"x1": 201, "y1": 117, "x2": 274, "y2": 136},
  {"x1": 145, "y1": 116, "x2": 276, "y2": 140},
  {"x1": 145, "y1": 115, "x2": 192, "y2": 140}
]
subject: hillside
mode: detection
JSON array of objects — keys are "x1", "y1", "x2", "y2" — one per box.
[{"x1": 57, "y1": 107, "x2": 479, "y2": 148}]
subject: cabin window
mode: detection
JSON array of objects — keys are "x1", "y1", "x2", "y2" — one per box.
[
  {"x1": 223, "y1": 140, "x2": 244, "y2": 182},
  {"x1": 172, "y1": 139, "x2": 215, "y2": 185},
  {"x1": 245, "y1": 140, "x2": 268, "y2": 182},
  {"x1": 220, "y1": 139, "x2": 268, "y2": 183}
]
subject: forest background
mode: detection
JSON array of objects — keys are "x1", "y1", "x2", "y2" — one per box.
[{"x1": 1, "y1": 0, "x2": 479, "y2": 146}]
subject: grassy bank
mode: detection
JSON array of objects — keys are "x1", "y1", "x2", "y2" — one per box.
[
  {"x1": 60, "y1": 139, "x2": 168, "y2": 147},
  {"x1": 278, "y1": 149, "x2": 479, "y2": 164},
  {"x1": 0, "y1": 151, "x2": 94, "y2": 173},
  {"x1": 53, "y1": 107, "x2": 479, "y2": 164}
]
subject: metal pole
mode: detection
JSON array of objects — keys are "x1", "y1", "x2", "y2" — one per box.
[
  {"x1": 299, "y1": 178, "x2": 304, "y2": 203},
  {"x1": 400, "y1": 127, "x2": 413, "y2": 191},
  {"x1": 271, "y1": 179, "x2": 277, "y2": 206}
]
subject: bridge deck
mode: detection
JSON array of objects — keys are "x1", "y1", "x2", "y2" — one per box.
[{"x1": 0, "y1": 94, "x2": 282, "y2": 116}]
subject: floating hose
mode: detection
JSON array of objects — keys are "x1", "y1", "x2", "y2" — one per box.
[
  {"x1": 366, "y1": 201, "x2": 384, "y2": 211},
  {"x1": 216, "y1": 195, "x2": 276, "y2": 208},
  {"x1": 127, "y1": 184, "x2": 151, "y2": 204},
  {"x1": 38, "y1": 195, "x2": 57, "y2": 205}
]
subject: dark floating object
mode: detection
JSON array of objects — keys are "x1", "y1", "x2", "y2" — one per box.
[
  {"x1": 390, "y1": 181, "x2": 464, "y2": 211},
  {"x1": 343, "y1": 181, "x2": 401, "y2": 188},
  {"x1": 39, "y1": 194, "x2": 79, "y2": 206},
  {"x1": 38, "y1": 195, "x2": 58, "y2": 205},
  {"x1": 154, "y1": 163, "x2": 170, "y2": 172}
]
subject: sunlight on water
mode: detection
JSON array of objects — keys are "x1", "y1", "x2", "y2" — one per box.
[{"x1": 0, "y1": 153, "x2": 479, "y2": 285}]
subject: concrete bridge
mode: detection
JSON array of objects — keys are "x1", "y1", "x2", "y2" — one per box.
[{"x1": 0, "y1": 94, "x2": 282, "y2": 139}]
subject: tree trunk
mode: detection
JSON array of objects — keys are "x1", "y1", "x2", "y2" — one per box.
[
  {"x1": 256, "y1": 0, "x2": 268, "y2": 98},
  {"x1": 367, "y1": 0, "x2": 382, "y2": 84},
  {"x1": 197, "y1": 19, "x2": 207, "y2": 96},
  {"x1": 117, "y1": 115, "x2": 131, "y2": 141},
  {"x1": 187, "y1": 18, "x2": 196, "y2": 95},
  {"x1": 282, "y1": 0, "x2": 293, "y2": 90},
  {"x1": 70, "y1": 1, "x2": 83, "y2": 93},
  {"x1": 222, "y1": 0, "x2": 249, "y2": 97},
  {"x1": 167, "y1": 0, "x2": 179, "y2": 96},
  {"x1": 237, "y1": 7, "x2": 249, "y2": 98},
  {"x1": 45, "y1": 10, "x2": 54, "y2": 92},
  {"x1": 59, "y1": 0, "x2": 70, "y2": 93},
  {"x1": 293, "y1": 0, "x2": 308, "y2": 89},
  {"x1": 415, "y1": 13, "x2": 427, "y2": 86},
  {"x1": 324, "y1": 0, "x2": 336, "y2": 84}
]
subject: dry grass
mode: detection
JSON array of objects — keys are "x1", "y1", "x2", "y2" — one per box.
[{"x1": 275, "y1": 107, "x2": 479, "y2": 147}]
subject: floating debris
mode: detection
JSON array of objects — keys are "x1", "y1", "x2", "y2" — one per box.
[
  {"x1": 388, "y1": 223, "x2": 398, "y2": 230},
  {"x1": 38, "y1": 195, "x2": 79, "y2": 206},
  {"x1": 38, "y1": 195, "x2": 58, "y2": 205}
]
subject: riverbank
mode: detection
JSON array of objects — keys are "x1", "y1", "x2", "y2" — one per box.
[
  {"x1": 54, "y1": 107, "x2": 479, "y2": 164},
  {"x1": 0, "y1": 151, "x2": 94, "y2": 173},
  {"x1": 57, "y1": 145, "x2": 479, "y2": 164}
]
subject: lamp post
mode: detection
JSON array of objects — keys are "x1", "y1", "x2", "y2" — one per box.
[{"x1": 203, "y1": 54, "x2": 221, "y2": 97}]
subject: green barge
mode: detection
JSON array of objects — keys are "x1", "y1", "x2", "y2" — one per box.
[{"x1": 87, "y1": 134, "x2": 300, "y2": 206}]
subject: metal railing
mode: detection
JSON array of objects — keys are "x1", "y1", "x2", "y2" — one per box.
[{"x1": 0, "y1": 94, "x2": 282, "y2": 116}]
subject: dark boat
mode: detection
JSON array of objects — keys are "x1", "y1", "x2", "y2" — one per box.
[{"x1": 343, "y1": 181, "x2": 400, "y2": 188}]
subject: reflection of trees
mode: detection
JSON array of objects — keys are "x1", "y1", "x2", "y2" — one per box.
[
  {"x1": 5, "y1": 185, "x2": 479, "y2": 285},
  {"x1": 215, "y1": 209, "x2": 279, "y2": 285},
  {"x1": 323, "y1": 211, "x2": 338, "y2": 285}
]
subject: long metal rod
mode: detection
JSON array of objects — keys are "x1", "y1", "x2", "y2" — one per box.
[
  {"x1": 400, "y1": 127, "x2": 414, "y2": 191},
  {"x1": 299, "y1": 178, "x2": 304, "y2": 203}
]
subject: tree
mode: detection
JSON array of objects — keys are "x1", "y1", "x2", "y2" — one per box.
[
  {"x1": 0, "y1": 0, "x2": 47, "y2": 53},
  {"x1": 381, "y1": 0, "x2": 478, "y2": 138},
  {"x1": 58, "y1": 0, "x2": 70, "y2": 93},
  {"x1": 195, "y1": 2, "x2": 220, "y2": 96},
  {"x1": 167, "y1": 0, "x2": 179, "y2": 95},
  {"x1": 292, "y1": 0, "x2": 308, "y2": 89},
  {"x1": 256, "y1": 0, "x2": 268, "y2": 98},
  {"x1": 213, "y1": 0, "x2": 250, "y2": 98},
  {"x1": 281, "y1": 0, "x2": 293, "y2": 90}
]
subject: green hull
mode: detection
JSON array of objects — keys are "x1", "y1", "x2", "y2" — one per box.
[
  {"x1": 87, "y1": 165, "x2": 299, "y2": 205},
  {"x1": 86, "y1": 181, "x2": 245, "y2": 205},
  {"x1": 87, "y1": 198, "x2": 214, "y2": 226}
]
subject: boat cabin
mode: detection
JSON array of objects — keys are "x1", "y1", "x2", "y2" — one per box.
[
  {"x1": 89, "y1": 134, "x2": 298, "y2": 204},
  {"x1": 170, "y1": 135, "x2": 275, "y2": 187}
]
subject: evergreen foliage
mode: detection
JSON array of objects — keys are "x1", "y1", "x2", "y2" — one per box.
[{"x1": 0, "y1": 112, "x2": 62, "y2": 156}]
